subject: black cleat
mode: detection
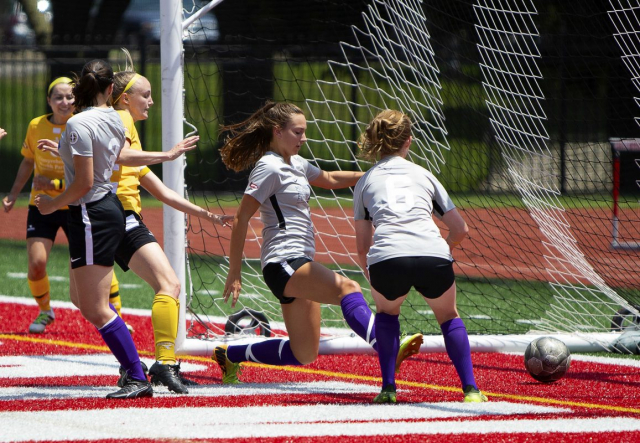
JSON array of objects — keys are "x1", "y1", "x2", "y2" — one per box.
[
  {"x1": 149, "y1": 361, "x2": 196, "y2": 394},
  {"x1": 106, "y1": 375, "x2": 153, "y2": 399},
  {"x1": 117, "y1": 361, "x2": 148, "y2": 388}
]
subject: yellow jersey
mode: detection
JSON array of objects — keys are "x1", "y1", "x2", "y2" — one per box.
[
  {"x1": 115, "y1": 110, "x2": 150, "y2": 214},
  {"x1": 21, "y1": 114, "x2": 66, "y2": 207}
]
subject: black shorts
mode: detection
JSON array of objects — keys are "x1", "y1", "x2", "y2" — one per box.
[
  {"x1": 26, "y1": 205, "x2": 69, "y2": 241},
  {"x1": 67, "y1": 193, "x2": 125, "y2": 269},
  {"x1": 262, "y1": 257, "x2": 312, "y2": 304},
  {"x1": 115, "y1": 210, "x2": 158, "y2": 272},
  {"x1": 369, "y1": 256, "x2": 455, "y2": 301}
]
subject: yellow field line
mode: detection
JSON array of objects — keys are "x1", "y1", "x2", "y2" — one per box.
[
  {"x1": 239, "y1": 363, "x2": 640, "y2": 414},
  {"x1": 0, "y1": 334, "x2": 156, "y2": 357},
  {"x1": 2, "y1": 333, "x2": 639, "y2": 415}
]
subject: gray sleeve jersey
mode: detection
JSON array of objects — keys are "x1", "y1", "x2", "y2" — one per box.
[
  {"x1": 59, "y1": 108, "x2": 125, "y2": 205},
  {"x1": 353, "y1": 155, "x2": 454, "y2": 265},
  {"x1": 245, "y1": 152, "x2": 321, "y2": 268}
]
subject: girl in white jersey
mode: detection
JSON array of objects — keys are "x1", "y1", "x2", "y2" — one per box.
[
  {"x1": 34, "y1": 60, "x2": 154, "y2": 400},
  {"x1": 212, "y1": 102, "x2": 422, "y2": 384},
  {"x1": 354, "y1": 109, "x2": 488, "y2": 404}
]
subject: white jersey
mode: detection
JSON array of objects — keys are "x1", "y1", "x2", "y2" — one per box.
[
  {"x1": 353, "y1": 155, "x2": 455, "y2": 265},
  {"x1": 59, "y1": 107, "x2": 125, "y2": 205},
  {"x1": 245, "y1": 151, "x2": 321, "y2": 268}
]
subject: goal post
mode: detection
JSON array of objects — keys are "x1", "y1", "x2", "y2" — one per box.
[
  {"x1": 160, "y1": 0, "x2": 640, "y2": 357},
  {"x1": 159, "y1": 0, "x2": 187, "y2": 351}
]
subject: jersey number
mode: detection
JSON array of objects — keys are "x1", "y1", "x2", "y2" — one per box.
[
  {"x1": 385, "y1": 176, "x2": 415, "y2": 212},
  {"x1": 102, "y1": 137, "x2": 121, "y2": 181}
]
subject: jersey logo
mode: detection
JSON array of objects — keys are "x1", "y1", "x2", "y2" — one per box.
[
  {"x1": 249, "y1": 182, "x2": 259, "y2": 190},
  {"x1": 69, "y1": 131, "x2": 79, "y2": 144}
]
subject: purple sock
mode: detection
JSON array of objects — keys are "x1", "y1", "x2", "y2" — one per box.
[
  {"x1": 340, "y1": 292, "x2": 377, "y2": 351},
  {"x1": 98, "y1": 315, "x2": 146, "y2": 381},
  {"x1": 109, "y1": 303, "x2": 118, "y2": 315},
  {"x1": 441, "y1": 317, "x2": 477, "y2": 390},
  {"x1": 375, "y1": 312, "x2": 400, "y2": 390},
  {"x1": 227, "y1": 339, "x2": 302, "y2": 366}
]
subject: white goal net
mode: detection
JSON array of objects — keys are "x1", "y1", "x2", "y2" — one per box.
[{"x1": 159, "y1": 0, "x2": 640, "y2": 356}]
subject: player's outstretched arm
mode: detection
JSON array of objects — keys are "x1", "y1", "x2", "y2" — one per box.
[
  {"x1": 310, "y1": 170, "x2": 364, "y2": 189},
  {"x1": 117, "y1": 136, "x2": 199, "y2": 166},
  {"x1": 139, "y1": 171, "x2": 232, "y2": 227}
]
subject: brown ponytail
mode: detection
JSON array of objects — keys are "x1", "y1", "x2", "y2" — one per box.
[
  {"x1": 72, "y1": 59, "x2": 114, "y2": 111},
  {"x1": 219, "y1": 101, "x2": 304, "y2": 172}
]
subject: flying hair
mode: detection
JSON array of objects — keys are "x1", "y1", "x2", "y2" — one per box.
[{"x1": 219, "y1": 101, "x2": 304, "y2": 172}]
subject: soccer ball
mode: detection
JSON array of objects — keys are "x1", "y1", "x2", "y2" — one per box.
[{"x1": 524, "y1": 337, "x2": 571, "y2": 383}]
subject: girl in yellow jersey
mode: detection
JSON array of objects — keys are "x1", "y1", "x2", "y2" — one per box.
[
  {"x1": 2, "y1": 78, "x2": 125, "y2": 334},
  {"x1": 3, "y1": 78, "x2": 73, "y2": 333},
  {"x1": 111, "y1": 50, "x2": 232, "y2": 394}
]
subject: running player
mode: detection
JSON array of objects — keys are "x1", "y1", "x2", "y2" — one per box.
[
  {"x1": 34, "y1": 60, "x2": 151, "y2": 399},
  {"x1": 110, "y1": 49, "x2": 232, "y2": 394},
  {"x1": 212, "y1": 102, "x2": 422, "y2": 384},
  {"x1": 353, "y1": 109, "x2": 488, "y2": 403}
]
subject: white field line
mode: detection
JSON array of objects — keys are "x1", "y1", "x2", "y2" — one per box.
[
  {"x1": 0, "y1": 409, "x2": 637, "y2": 441},
  {"x1": 0, "y1": 381, "x2": 383, "y2": 401}
]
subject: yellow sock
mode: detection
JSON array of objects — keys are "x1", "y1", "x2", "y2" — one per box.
[
  {"x1": 152, "y1": 293, "x2": 179, "y2": 365},
  {"x1": 28, "y1": 275, "x2": 51, "y2": 311},
  {"x1": 109, "y1": 273, "x2": 122, "y2": 316}
]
